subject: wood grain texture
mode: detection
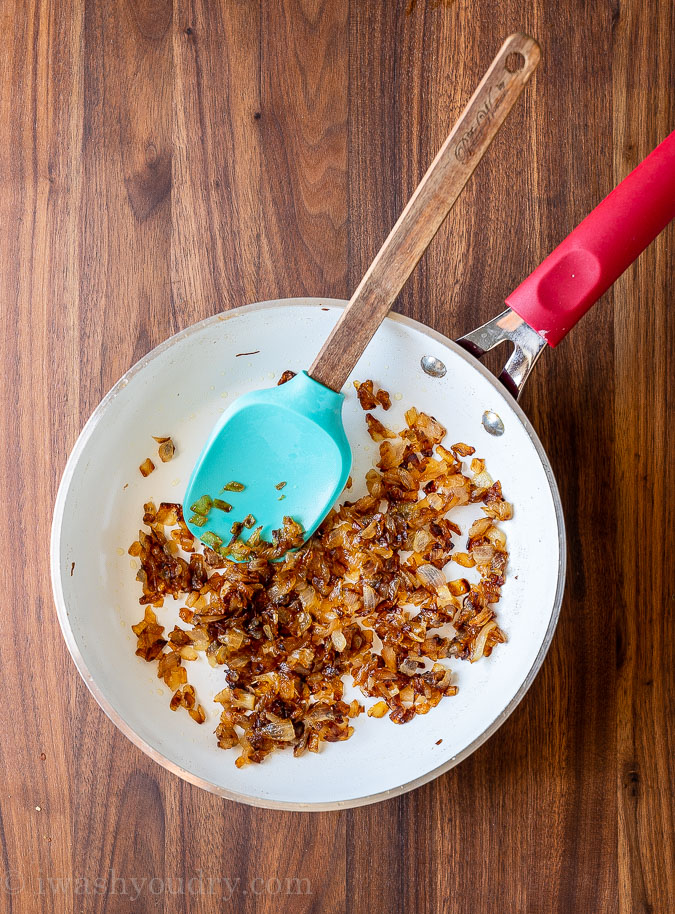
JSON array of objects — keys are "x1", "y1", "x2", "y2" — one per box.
[
  {"x1": 309, "y1": 32, "x2": 539, "y2": 391},
  {"x1": 0, "y1": 1, "x2": 672, "y2": 912},
  {"x1": 613, "y1": 2, "x2": 675, "y2": 912}
]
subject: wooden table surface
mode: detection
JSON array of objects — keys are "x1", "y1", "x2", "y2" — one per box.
[{"x1": 1, "y1": 1, "x2": 673, "y2": 911}]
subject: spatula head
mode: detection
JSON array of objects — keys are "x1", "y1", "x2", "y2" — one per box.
[{"x1": 183, "y1": 372, "x2": 352, "y2": 557}]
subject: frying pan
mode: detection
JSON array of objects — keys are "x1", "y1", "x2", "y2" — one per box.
[{"x1": 51, "y1": 132, "x2": 675, "y2": 810}]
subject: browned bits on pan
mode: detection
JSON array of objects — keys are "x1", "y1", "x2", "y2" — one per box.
[
  {"x1": 153, "y1": 436, "x2": 175, "y2": 462},
  {"x1": 170, "y1": 683, "x2": 197, "y2": 712},
  {"x1": 189, "y1": 704, "x2": 206, "y2": 724},
  {"x1": 354, "y1": 379, "x2": 392, "y2": 411},
  {"x1": 277, "y1": 370, "x2": 297, "y2": 386},
  {"x1": 132, "y1": 607, "x2": 167, "y2": 661},
  {"x1": 156, "y1": 503, "x2": 178, "y2": 525},
  {"x1": 365, "y1": 413, "x2": 396, "y2": 442},
  {"x1": 128, "y1": 503, "x2": 196, "y2": 604},
  {"x1": 130, "y1": 407, "x2": 511, "y2": 763},
  {"x1": 481, "y1": 480, "x2": 514, "y2": 520},
  {"x1": 367, "y1": 701, "x2": 388, "y2": 718},
  {"x1": 158, "y1": 650, "x2": 187, "y2": 690},
  {"x1": 451, "y1": 442, "x2": 476, "y2": 458},
  {"x1": 354, "y1": 379, "x2": 378, "y2": 410},
  {"x1": 376, "y1": 388, "x2": 391, "y2": 410},
  {"x1": 139, "y1": 457, "x2": 155, "y2": 477}
]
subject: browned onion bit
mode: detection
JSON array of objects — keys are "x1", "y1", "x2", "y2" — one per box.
[
  {"x1": 153, "y1": 436, "x2": 175, "y2": 462},
  {"x1": 139, "y1": 458, "x2": 155, "y2": 477},
  {"x1": 189, "y1": 705, "x2": 206, "y2": 724},
  {"x1": 277, "y1": 370, "x2": 297, "y2": 386},
  {"x1": 130, "y1": 382, "x2": 511, "y2": 765},
  {"x1": 354, "y1": 379, "x2": 392, "y2": 411},
  {"x1": 132, "y1": 607, "x2": 167, "y2": 661},
  {"x1": 365, "y1": 413, "x2": 396, "y2": 441},
  {"x1": 223, "y1": 481, "x2": 245, "y2": 492},
  {"x1": 451, "y1": 442, "x2": 475, "y2": 458},
  {"x1": 354, "y1": 379, "x2": 378, "y2": 410},
  {"x1": 376, "y1": 389, "x2": 391, "y2": 410}
]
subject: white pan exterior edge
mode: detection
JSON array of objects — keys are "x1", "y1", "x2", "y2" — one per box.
[{"x1": 51, "y1": 299, "x2": 566, "y2": 810}]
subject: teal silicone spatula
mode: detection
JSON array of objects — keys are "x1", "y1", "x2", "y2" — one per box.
[{"x1": 184, "y1": 33, "x2": 540, "y2": 557}]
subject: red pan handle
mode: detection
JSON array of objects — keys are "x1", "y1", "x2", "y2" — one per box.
[{"x1": 506, "y1": 129, "x2": 675, "y2": 346}]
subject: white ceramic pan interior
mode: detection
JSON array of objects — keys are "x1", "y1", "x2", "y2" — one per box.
[{"x1": 51, "y1": 299, "x2": 565, "y2": 810}]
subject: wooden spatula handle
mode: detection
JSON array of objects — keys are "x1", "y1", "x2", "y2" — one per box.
[{"x1": 308, "y1": 32, "x2": 541, "y2": 392}]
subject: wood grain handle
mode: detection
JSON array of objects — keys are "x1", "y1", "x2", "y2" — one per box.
[{"x1": 308, "y1": 32, "x2": 541, "y2": 392}]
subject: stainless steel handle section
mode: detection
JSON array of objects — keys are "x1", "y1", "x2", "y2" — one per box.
[{"x1": 456, "y1": 309, "x2": 547, "y2": 399}]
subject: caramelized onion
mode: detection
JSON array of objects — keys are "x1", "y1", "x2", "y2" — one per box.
[
  {"x1": 139, "y1": 458, "x2": 155, "y2": 477},
  {"x1": 153, "y1": 436, "x2": 175, "y2": 463},
  {"x1": 470, "y1": 621, "x2": 499, "y2": 662},
  {"x1": 129, "y1": 384, "x2": 511, "y2": 766},
  {"x1": 417, "y1": 564, "x2": 446, "y2": 591}
]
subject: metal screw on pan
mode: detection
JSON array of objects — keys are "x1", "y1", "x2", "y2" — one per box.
[{"x1": 420, "y1": 355, "x2": 447, "y2": 377}]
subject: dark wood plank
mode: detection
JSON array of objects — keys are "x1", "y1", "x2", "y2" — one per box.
[
  {"x1": 0, "y1": 0, "x2": 85, "y2": 905},
  {"x1": 613, "y1": 2, "x2": 675, "y2": 911},
  {"x1": 79, "y1": 0, "x2": 174, "y2": 414},
  {"x1": 0, "y1": 1, "x2": 672, "y2": 912},
  {"x1": 258, "y1": 0, "x2": 349, "y2": 300},
  {"x1": 172, "y1": 0, "x2": 260, "y2": 319}
]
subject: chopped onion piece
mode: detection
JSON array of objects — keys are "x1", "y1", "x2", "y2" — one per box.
[
  {"x1": 367, "y1": 701, "x2": 389, "y2": 718},
  {"x1": 201, "y1": 531, "x2": 223, "y2": 549},
  {"x1": 139, "y1": 458, "x2": 155, "y2": 477},
  {"x1": 190, "y1": 495, "x2": 213, "y2": 517},
  {"x1": 331, "y1": 630, "x2": 347, "y2": 652},
  {"x1": 470, "y1": 621, "x2": 498, "y2": 662},
  {"x1": 417, "y1": 564, "x2": 447, "y2": 591},
  {"x1": 153, "y1": 436, "x2": 175, "y2": 462},
  {"x1": 261, "y1": 718, "x2": 295, "y2": 741}
]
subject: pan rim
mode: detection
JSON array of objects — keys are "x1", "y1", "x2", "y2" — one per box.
[{"x1": 50, "y1": 297, "x2": 566, "y2": 810}]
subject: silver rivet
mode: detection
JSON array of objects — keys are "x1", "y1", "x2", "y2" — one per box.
[
  {"x1": 421, "y1": 355, "x2": 447, "y2": 377},
  {"x1": 482, "y1": 410, "x2": 505, "y2": 436}
]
